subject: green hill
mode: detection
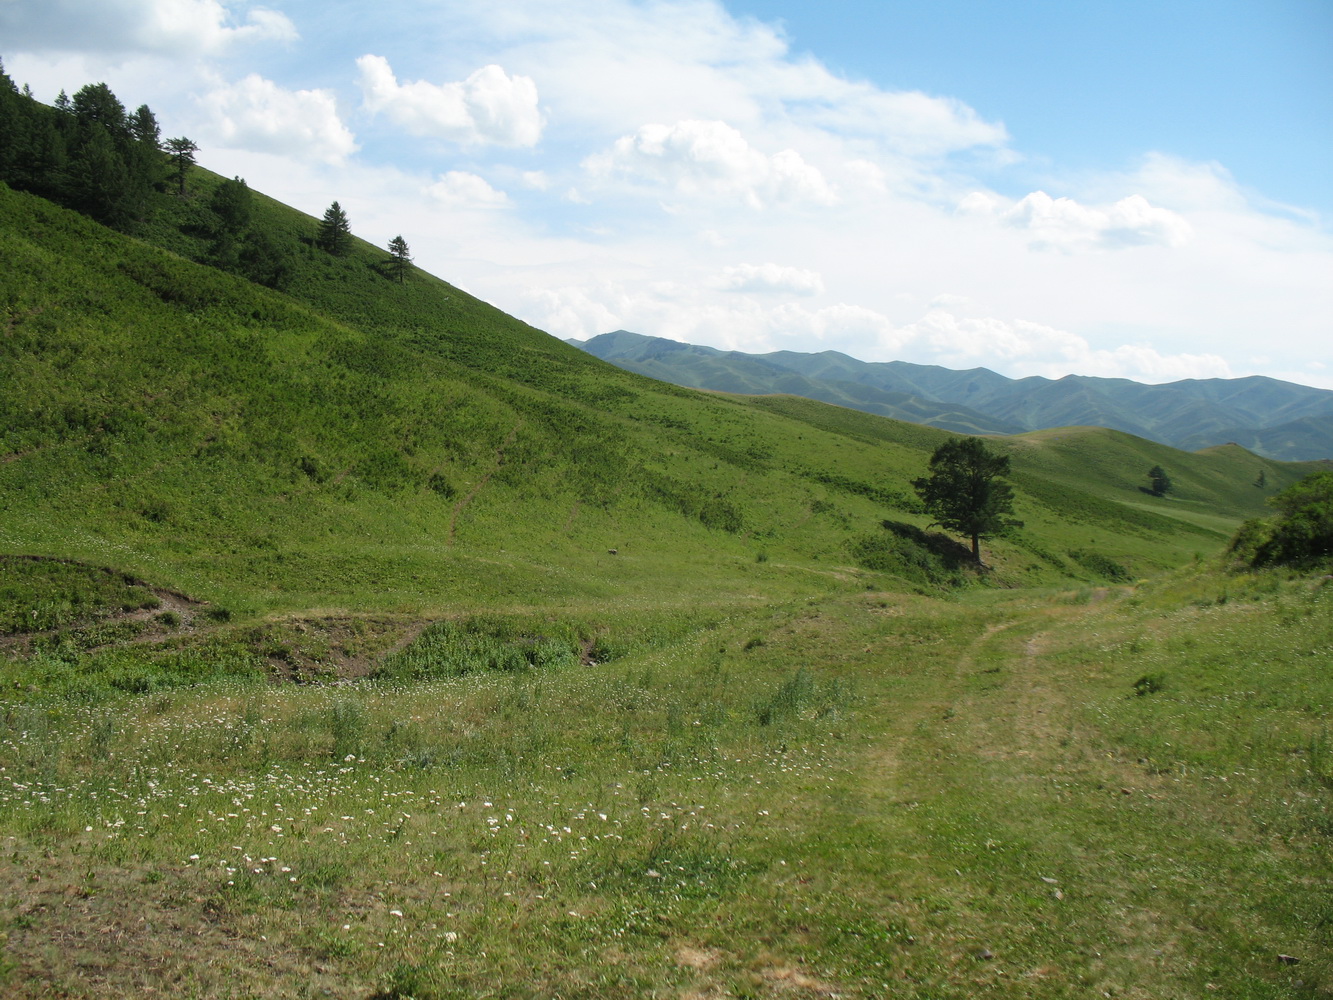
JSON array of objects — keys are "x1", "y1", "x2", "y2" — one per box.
[
  {"x1": 2, "y1": 175, "x2": 1323, "y2": 628},
  {"x1": 1, "y1": 105, "x2": 1331, "y2": 1000}
]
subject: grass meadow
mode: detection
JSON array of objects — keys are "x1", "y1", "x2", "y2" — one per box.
[{"x1": 1, "y1": 568, "x2": 1328, "y2": 999}]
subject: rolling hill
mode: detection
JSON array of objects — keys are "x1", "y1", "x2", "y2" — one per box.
[
  {"x1": 5, "y1": 175, "x2": 1322, "y2": 625},
  {"x1": 573, "y1": 330, "x2": 1333, "y2": 460},
  {"x1": 1, "y1": 106, "x2": 1331, "y2": 1000}
]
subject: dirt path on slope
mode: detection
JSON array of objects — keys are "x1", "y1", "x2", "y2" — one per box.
[
  {"x1": 866, "y1": 588, "x2": 1132, "y2": 795},
  {"x1": 447, "y1": 423, "x2": 521, "y2": 545}
]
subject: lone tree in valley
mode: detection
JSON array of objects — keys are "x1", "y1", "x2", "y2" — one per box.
[
  {"x1": 163, "y1": 136, "x2": 198, "y2": 196},
  {"x1": 318, "y1": 200, "x2": 351, "y2": 256},
  {"x1": 1148, "y1": 464, "x2": 1172, "y2": 497},
  {"x1": 912, "y1": 437, "x2": 1020, "y2": 565},
  {"x1": 387, "y1": 234, "x2": 412, "y2": 282}
]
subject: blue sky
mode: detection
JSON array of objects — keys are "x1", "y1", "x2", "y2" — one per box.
[
  {"x1": 3, "y1": 0, "x2": 1331, "y2": 387},
  {"x1": 737, "y1": 0, "x2": 1332, "y2": 214}
]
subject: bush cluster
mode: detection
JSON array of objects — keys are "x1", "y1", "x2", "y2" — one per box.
[{"x1": 1230, "y1": 471, "x2": 1333, "y2": 567}]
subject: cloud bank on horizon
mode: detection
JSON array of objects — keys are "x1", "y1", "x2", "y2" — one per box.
[{"x1": 2, "y1": 0, "x2": 1330, "y2": 387}]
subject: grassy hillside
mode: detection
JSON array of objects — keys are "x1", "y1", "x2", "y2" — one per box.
[
  {"x1": 4, "y1": 178, "x2": 840, "y2": 619},
  {"x1": 5, "y1": 175, "x2": 1313, "y2": 624},
  {"x1": 1, "y1": 164, "x2": 1331, "y2": 999}
]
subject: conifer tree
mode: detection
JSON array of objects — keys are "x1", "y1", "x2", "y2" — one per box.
[
  {"x1": 1148, "y1": 465, "x2": 1172, "y2": 497},
  {"x1": 127, "y1": 104, "x2": 163, "y2": 191},
  {"x1": 210, "y1": 176, "x2": 252, "y2": 231},
  {"x1": 912, "y1": 437, "x2": 1021, "y2": 564},
  {"x1": 64, "y1": 84, "x2": 160, "y2": 226},
  {"x1": 0, "y1": 59, "x2": 21, "y2": 179},
  {"x1": 318, "y1": 201, "x2": 352, "y2": 256},
  {"x1": 163, "y1": 136, "x2": 198, "y2": 196},
  {"x1": 129, "y1": 104, "x2": 160, "y2": 148},
  {"x1": 0, "y1": 73, "x2": 158, "y2": 226},
  {"x1": 207, "y1": 176, "x2": 253, "y2": 269},
  {"x1": 71, "y1": 83, "x2": 129, "y2": 139},
  {"x1": 387, "y1": 234, "x2": 412, "y2": 282},
  {"x1": 74, "y1": 132, "x2": 134, "y2": 223}
]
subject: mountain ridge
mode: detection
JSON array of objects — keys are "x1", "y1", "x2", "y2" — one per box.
[{"x1": 571, "y1": 330, "x2": 1333, "y2": 460}]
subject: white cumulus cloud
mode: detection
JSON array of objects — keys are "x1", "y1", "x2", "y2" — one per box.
[
  {"x1": 426, "y1": 171, "x2": 510, "y2": 209},
  {"x1": 522, "y1": 274, "x2": 906, "y2": 359},
  {"x1": 198, "y1": 74, "x2": 356, "y2": 163},
  {"x1": 586, "y1": 119, "x2": 836, "y2": 209},
  {"x1": 713, "y1": 263, "x2": 824, "y2": 296},
  {"x1": 905, "y1": 310, "x2": 1231, "y2": 381},
  {"x1": 0, "y1": 0, "x2": 297, "y2": 55},
  {"x1": 356, "y1": 55, "x2": 543, "y2": 147},
  {"x1": 526, "y1": 284, "x2": 625, "y2": 340},
  {"x1": 964, "y1": 189, "x2": 1193, "y2": 251}
]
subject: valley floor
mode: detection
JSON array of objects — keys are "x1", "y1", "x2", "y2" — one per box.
[{"x1": 1, "y1": 573, "x2": 1329, "y2": 999}]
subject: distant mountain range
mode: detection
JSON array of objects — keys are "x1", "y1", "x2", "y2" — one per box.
[{"x1": 569, "y1": 331, "x2": 1333, "y2": 461}]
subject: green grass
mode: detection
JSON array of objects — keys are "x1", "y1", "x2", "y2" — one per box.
[
  {"x1": 0, "y1": 555, "x2": 163, "y2": 633},
  {"x1": 1, "y1": 178, "x2": 1308, "y2": 621},
  {"x1": 0, "y1": 573, "x2": 1327, "y2": 997},
  {"x1": 2, "y1": 170, "x2": 1330, "y2": 997}
]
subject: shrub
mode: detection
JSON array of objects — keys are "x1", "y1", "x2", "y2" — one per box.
[
  {"x1": 1227, "y1": 517, "x2": 1272, "y2": 562},
  {"x1": 427, "y1": 471, "x2": 455, "y2": 498},
  {"x1": 1068, "y1": 549, "x2": 1132, "y2": 582},
  {"x1": 1236, "y1": 471, "x2": 1333, "y2": 567},
  {"x1": 1133, "y1": 672, "x2": 1166, "y2": 696}
]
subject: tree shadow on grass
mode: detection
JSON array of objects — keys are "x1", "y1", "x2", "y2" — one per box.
[
  {"x1": 850, "y1": 520, "x2": 975, "y2": 589},
  {"x1": 880, "y1": 519, "x2": 973, "y2": 568}
]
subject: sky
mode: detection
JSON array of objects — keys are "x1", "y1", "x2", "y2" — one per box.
[{"x1": 3, "y1": 0, "x2": 1331, "y2": 387}]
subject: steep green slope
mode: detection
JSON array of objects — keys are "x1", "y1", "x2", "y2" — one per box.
[
  {"x1": 2, "y1": 181, "x2": 759, "y2": 612},
  {"x1": 0, "y1": 182, "x2": 879, "y2": 618},
  {"x1": 0, "y1": 179, "x2": 1311, "y2": 621}
]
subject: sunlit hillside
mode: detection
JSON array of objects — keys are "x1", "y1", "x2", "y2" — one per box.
[{"x1": 1, "y1": 142, "x2": 1329, "y2": 1000}]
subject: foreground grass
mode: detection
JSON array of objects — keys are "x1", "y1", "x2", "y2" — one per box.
[{"x1": 0, "y1": 571, "x2": 1328, "y2": 998}]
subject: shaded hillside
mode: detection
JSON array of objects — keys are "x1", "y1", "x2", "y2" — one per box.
[
  {"x1": 575, "y1": 331, "x2": 1333, "y2": 460},
  {"x1": 1179, "y1": 414, "x2": 1333, "y2": 461}
]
